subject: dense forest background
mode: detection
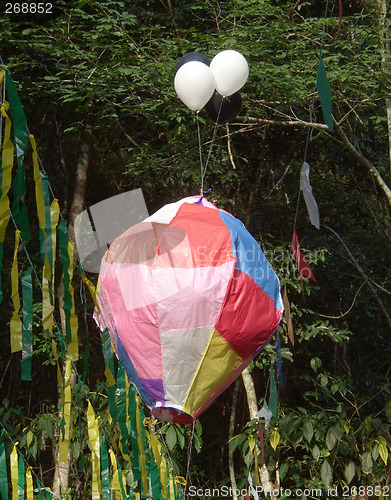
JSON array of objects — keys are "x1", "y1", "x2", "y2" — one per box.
[{"x1": 0, "y1": 0, "x2": 390, "y2": 498}]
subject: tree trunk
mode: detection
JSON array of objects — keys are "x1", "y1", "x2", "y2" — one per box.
[
  {"x1": 245, "y1": 127, "x2": 267, "y2": 228},
  {"x1": 375, "y1": 0, "x2": 391, "y2": 173},
  {"x1": 241, "y1": 367, "x2": 258, "y2": 419},
  {"x1": 52, "y1": 127, "x2": 91, "y2": 496},
  {"x1": 228, "y1": 379, "x2": 240, "y2": 500}
]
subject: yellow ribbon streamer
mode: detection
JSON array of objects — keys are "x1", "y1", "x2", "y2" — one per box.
[
  {"x1": 147, "y1": 419, "x2": 169, "y2": 500},
  {"x1": 159, "y1": 453, "x2": 169, "y2": 500},
  {"x1": 87, "y1": 401, "x2": 101, "y2": 499},
  {"x1": 66, "y1": 241, "x2": 79, "y2": 361},
  {"x1": 30, "y1": 134, "x2": 55, "y2": 333},
  {"x1": 121, "y1": 470, "x2": 128, "y2": 499},
  {"x1": 30, "y1": 134, "x2": 46, "y2": 235},
  {"x1": 41, "y1": 253, "x2": 52, "y2": 331},
  {"x1": 10, "y1": 231, "x2": 22, "y2": 353},
  {"x1": 26, "y1": 466, "x2": 33, "y2": 500},
  {"x1": 59, "y1": 360, "x2": 72, "y2": 462},
  {"x1": 42, "y1": 200, "x2": 60, "y2": 332},
  {"x1": 174, "y1": 475, "x2": 187, "y2": 486},
  {"x1": 169, "y1": 472, "x2": 175, "y2": 500},
  {"x1": 0, "y1": 101, "x2": 14, "y2": 243},
  {"x1": 81, "y1": 271, "x2": 100, "y2": 313},
  {"x1": 10, "y1": 442, "x2": 19, "y2": 500},
  {"x1": 0, "y1": 70, "x2": 4, "y2": 85},
  {"x1": 147, "y1": 420, "x2": 161, "y2": 469},
  {"x1": 135, "y1": 396, "x2": 148, "y2": 495},
  {"x1": 109, "y1": 449, "x2": 121, "y2": 500}
]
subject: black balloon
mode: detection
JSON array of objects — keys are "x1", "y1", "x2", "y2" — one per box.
[
  {"x1": 204, "y1": 91, "x2": 242, "y2": 124},
  {"x1": 175, "y1": 52, "x2": 210, "y2": 74}
]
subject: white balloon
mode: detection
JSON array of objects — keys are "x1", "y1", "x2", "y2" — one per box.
[
  {"x1": 174, "y1": 61, "x2": 216, "y2": 111},
  {"x1": 210, "y1": 50, "x2": 249, "y2": 97}
]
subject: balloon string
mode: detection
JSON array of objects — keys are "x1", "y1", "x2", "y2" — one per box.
[
  {"x1": 200, "y1": 98, "x2": 223, "y2": 194},
  {"x1": 196, "y1": 112, "x2": 204, "y2": 194}
]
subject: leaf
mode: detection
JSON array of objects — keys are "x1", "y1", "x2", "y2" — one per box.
[
  {"x1": 333, "y1": 423, "x2": 344, "y2": 441},
  {"x1": 176, "y1": 427, "x2": 185, "y2": 449},
  {"x1": 71, "y1": 440, "x2": 81, "y2": 460},
  {"x1": 344, "y1": 461, "x2": 355, "y2": 484},
  {"x1": 26, "y1": 430, "x2": 33, "y2": 447},
  {"x1": 321, "y1": 459, "x2": 332, "y2": 488},
  {"x1": 379, "y1": 442, "x2": 389, "y2": 465},
  {"x1": 326, "y1": 427, "x2": 337, "y2": 451},
  {"x1": 303, "y1": 420, "x2": 313, "y2": 442},
  {"x1": 312, "y1": 444, "x2": 320, "y2": 461},
  {"x1": 279, "y1": 462, "x2": 289, "y2": 482},
  {"x1": 193, "y1": 433, "x2": 202, "y2": 453},
  {"x1": 320, "y1": 374, "x2": 328, "y2": 387},
  {"x1": 361, "y1": 451, "x2": 373, "y2": 474},
  {"x1": 165, "y1": 425, "x2": 177, "y2": 450},
  {"x1": 229, "y1": 434, "x2": 246, "y2": 454},
  {"x1": 269, "y1": 429, "x2": 280, "y2": 451},
  {"x1": 385, "y1": 400, "x2": 391, "y2": 423},
  {"x1": 341, "y1": 421, "x2": 350, "y2": 434},
  {"x1": 117, "y1": 67, "x2": 134, "y2": 75}
]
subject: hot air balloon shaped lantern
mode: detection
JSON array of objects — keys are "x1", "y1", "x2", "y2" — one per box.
[{"x1": 95, "y1": 196, "x2": 283, "y2": 424}]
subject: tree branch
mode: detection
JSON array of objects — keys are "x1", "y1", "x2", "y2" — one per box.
[
  {"x1": 323, "y1": 224, "x2": 391, "y2": 331},
  {"x1": 333, "y1": 119, "x2": 391, "y2": 207},
  {"x1": 226, "y1": 123, "x2": 236, "y2": 170},
  {"x1": 241, "y1": 115, "x2": 329, "y2": 130}
]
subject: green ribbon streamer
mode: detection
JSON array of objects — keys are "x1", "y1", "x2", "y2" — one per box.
[
  {"x1": 41, "y1": 175, "x2": 54, "y2": 307},
  {"x1": 138, "y1": 404, "x2": 149, "y2": 473},
  {"x1": 116, "y1": 361, "x2": 129, "y2": 457},
  {"x1": 100, "y1": 328, "x2": 117, "y2": 421},
  {"x1": 268, "y1": 365, "x2": 278, "y2": 418},
  {"x1": 80, "y1": 282, "x2": 90, "y2": 386},
  {"x1": 128, "y1": 384, "x2": 140, "y2": 481},
  {"x1": 101, "y1": 438, "x2": 110, "y2": 500},
  {"x1": 21, "y1": 266, "x2": 33, "y2": 381},
  {"x1": 17, "y1": 453, "x2": 25, "y2": 499},
  {"x1": 36, "y1": 478, "x2": 43, "y2": 500},
  {"x1": 316, "y1": 53, "x2": 334, "y2": 132},
  {"x1": 0, "y1": 243, "x2": 3, "y2": 306},
  {"x1": 117, "y1": 464, "x2": 127, "y2": 500},
  {"x1": 0, "y1": 430, "x2": 8, "y2": 500},
  {"x1": 150, "y1": 456, "x2": 161, "y2": 500},
  {"x1": 0, "y1": 154, "x2": 3, "y2": 304},
  {"x1": 58, "y1": 220, "x2": 73, "y2": 345},
  {"x1": 5, "y1": 70, "x2": 31, "y2": 245}
]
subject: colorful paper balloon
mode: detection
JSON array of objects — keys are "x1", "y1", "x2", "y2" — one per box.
[
  {"x1": 174, "y1": 61, "x2": 215, "y2": 111},
  {"x1": 95, "y1": 196, "x2": 283, "y2": 424},
  {"x1": 210, "y1": 50, "x2": 249, "y2": 96}
]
